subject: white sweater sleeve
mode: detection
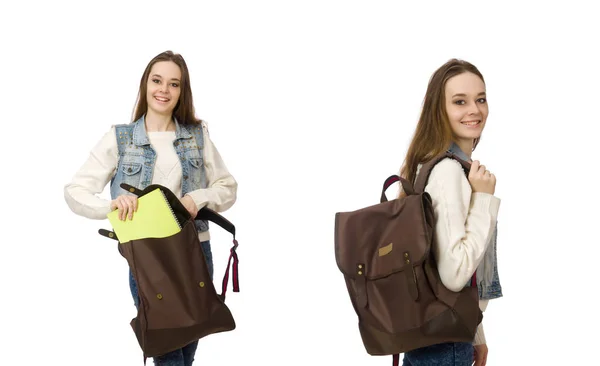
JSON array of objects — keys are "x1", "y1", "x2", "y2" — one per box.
[
  {"x1": 424, "y1": 158, "x2": 500, "y2": 292},
  {"x1": 185, "y1": 121, "x2": 237, "y2": 213},
  {"x1": 63, "y1": 126, "x2": 119, "y2": 219}
]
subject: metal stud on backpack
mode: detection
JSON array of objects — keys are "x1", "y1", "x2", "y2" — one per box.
[{"x1": 334, "y1": 151, "x2": 481, "y2": 365}]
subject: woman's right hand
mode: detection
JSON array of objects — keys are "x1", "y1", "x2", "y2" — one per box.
[
  {"x1": 468, "y1": 160, "x2": 496, "y2": 195},
  {"x1": 110, "y1": 194, "x2": 138, "y2": 221}
]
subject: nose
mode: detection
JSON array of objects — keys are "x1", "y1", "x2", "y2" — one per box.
[{"x1": 467, "y1": 101, "x2": 481, "y2": 116}]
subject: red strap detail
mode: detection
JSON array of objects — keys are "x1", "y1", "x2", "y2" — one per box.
[
  {"x1": 384, "y1": 176, "x2": 400, "y2": 191},
  {"x1": 220, "y1": 239, "x2": 240, "y2": 300},
  {"x1": 393, "y1": 354, "x2": 399, "y2": 366},
  {"x1": 471, "y1": 271, "x2": 477, "y2": 287}
]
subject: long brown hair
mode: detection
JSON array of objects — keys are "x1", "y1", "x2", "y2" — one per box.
[
  {"x1": 399, "y1": 59, "x2": 485, "y2": 197},
  {"x1": 132, "y1": 50, "x2": 201, "y2": 125}
]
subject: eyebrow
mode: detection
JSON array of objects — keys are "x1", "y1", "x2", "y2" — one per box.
[
  {"x1": 452, "y1": 92, "x2": 486, "y2": 98},
  {"x1": 151, "y1": 74, "x2": 181, "y2": 82}
]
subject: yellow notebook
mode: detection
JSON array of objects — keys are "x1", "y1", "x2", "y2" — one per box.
[{"x1": 107, "y1": 188, "x2": 182, "y2": 243}]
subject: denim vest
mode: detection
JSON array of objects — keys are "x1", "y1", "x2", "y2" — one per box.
[
  {"x1": 447, "y1": 143, "x2": 503, "y2": 300},
  {"x1": 109, "y1": 115, "x2": 209, "y2": 233}
]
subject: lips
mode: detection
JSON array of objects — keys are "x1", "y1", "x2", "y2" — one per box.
[
  {"x1": 461, "y1": 120, "x2": 481, "y2": 127},
  {"x1": 154, "y1": 96, "x2": 170, "y2": 103}
]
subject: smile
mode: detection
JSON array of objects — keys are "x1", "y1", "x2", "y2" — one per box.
[
  {"x1": 154, "y1": 96, "x2": 170, "y2": 103},
  {"x1": 461, "y1": 120, "x2": 481, "y2": 127}
]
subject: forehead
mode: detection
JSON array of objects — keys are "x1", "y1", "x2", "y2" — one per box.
[
  {"x1": 445, "y1": 72, "x2": 485, "y2": 96},
  {"x1": 149, "y1": 61, "x2": 182, "y2": 79}
]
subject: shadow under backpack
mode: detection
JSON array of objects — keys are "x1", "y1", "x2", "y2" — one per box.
[{"x1": 99, "y1": 183, "x2": 240, "y2": 364}]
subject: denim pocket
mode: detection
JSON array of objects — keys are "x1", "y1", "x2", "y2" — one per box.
[
  {"x1": 189, "y1": 157, "x2": 205, "y2": 185},
  {"x1": 120, "y1": 162, "x2": 143, "y2": 187}
]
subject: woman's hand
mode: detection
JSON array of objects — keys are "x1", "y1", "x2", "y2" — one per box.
[
  {"x1": 468, "y1": 160, "x2": 496, "y2": 195},
  {"x1": 110, "y1": 194, "x2": 138, "y2": 221},
  {"x1": 180, "y1": 195, "x2": 198, "y2": 218},
  {"x1": 474, "y1": 344, "x2": 488, "y2": 366}
]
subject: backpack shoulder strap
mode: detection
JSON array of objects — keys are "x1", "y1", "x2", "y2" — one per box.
[{"x1": 414, "y1": 151, "x2": 471, "y2": 193}]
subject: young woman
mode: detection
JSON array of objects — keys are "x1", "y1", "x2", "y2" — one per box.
[
  {"x1": 64, "y1": 50, "x2": 237, "y2": 365},
  {"x1": 399, "y1": 59, "x2": 502, "y2": 366}
]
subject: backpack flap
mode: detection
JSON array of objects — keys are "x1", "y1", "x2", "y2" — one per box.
[{"x1": 335, "y1": 193, "x2": 430, "y2": 307}]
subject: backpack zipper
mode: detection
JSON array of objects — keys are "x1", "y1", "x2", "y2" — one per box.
[{"x1": 404, "y1": 252, "x2": 419, "y2": 300}]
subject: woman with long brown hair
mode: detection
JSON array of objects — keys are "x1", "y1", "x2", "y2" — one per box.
[
  {"x1": 64, "y1": 50, "x2": 237, "y2": 365},
  {"x1": 399, "y1": 59, "x2": 502, "y2": 366}
]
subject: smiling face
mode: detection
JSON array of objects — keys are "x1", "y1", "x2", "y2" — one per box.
[
  {"x1": 444, "y1": 71, "x2": 488, "y2": 151},
  {"x1": 146, "y1": 61, "x2": 182, "y2": 117}
]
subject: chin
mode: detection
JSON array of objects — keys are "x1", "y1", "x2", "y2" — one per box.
[{"x1": 150, "y1": 104, "x2": 174, "y2": 114}]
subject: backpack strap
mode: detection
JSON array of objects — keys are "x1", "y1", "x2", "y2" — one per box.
[
  {"x1": 196, "y1": 208, "x2": 240, "y2": 299},
  {"x1": 413, "y1": 151, "x2": 471, "y2": 194},
  {"x1": 392, "y1": 354, "x2": 399, "y2": 366},
  {"x1": 413, "y1": 151, "x2": 478, "y2": 289}
]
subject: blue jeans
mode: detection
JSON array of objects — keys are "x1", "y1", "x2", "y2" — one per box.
[
  {"x1": 129, "y1": 240, "x2": 214, "y2": 366},
  {"x1": 402, "y1": 342, "x2": 474, "y2": 366},
  {"x1": 153, "y1": 342, "x2": 199, "y2": 366}
]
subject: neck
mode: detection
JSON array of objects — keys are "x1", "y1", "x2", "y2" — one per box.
[
  {"x1": 454, "y1": 139, "x2": 474, "y2": 159},
  {"x1": 145, "y1": 110, "x2": 175, "y2": 132}
]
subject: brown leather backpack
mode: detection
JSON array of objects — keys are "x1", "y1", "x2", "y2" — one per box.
[
  {"x1": 99, "y1": 183, "x2": 240, "y2": 364},
  {"x1": 334, "y1": 152, "x2": 481, "y2": 365}
]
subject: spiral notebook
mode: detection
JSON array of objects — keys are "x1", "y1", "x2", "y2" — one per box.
[{"x1": 107, "y1": 188, "x2": 182, "y2": 243}]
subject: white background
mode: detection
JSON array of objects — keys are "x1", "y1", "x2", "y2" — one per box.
[{"x1": 1, "y1": 1, "x2": 599, "y2": 365}]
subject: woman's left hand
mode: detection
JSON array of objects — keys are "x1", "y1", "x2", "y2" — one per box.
[
  {"x1": 474, "y1": 344, "x2": 488, "y2": 366},
  {"x1": 180, "y1": 195, "x2": 198, "y2": 218}
]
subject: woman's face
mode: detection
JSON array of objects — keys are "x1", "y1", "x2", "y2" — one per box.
[
  {"x1": 146, "y1": 61, "x2": 182, "y2": 117},
  {"x1": 444, "y1": 71, "x2": 488, "y2": 149}
]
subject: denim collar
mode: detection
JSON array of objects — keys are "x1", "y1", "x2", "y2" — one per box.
[
  {"x1": 447, "y1": 142, "x2": 471, "y2": 163},
  {"x1": 131, "y1": 114, "x2": 192, "y2": 146}
]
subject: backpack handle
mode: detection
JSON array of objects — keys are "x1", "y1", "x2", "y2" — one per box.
[
  {"x1": 380, "y1": 175, "x2": 415, "y2": 202},
  {"x1": 196, "y1": 208, "x2": 236, "y2": 238}
]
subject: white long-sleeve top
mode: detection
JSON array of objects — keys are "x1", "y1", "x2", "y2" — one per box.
[
  {"x1": 421, "y1": 158, "x2": 501, "y2": 345},
  {"x1": 64, "y1": 120, "x2": 237, "y2": 242}
]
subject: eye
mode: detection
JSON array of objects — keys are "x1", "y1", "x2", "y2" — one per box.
[
  {"x1": 152, "y1": 79, "x2": 160, "y2": 84},
  {"x1": 170, "y1": 83, "x2": 180, "y2": 88},
  {"x1": 454, "y1": 100, "x2": 466, "y2": 105},
  {"x1": 477, "y1": 98, "x2": 487, "y2": 103}
]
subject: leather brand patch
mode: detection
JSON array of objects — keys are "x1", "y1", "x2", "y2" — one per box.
[{"x1": 378, "y1": 242, "x2": 393, "y2": 257}]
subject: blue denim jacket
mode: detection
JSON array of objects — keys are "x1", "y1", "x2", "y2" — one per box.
[
  {"x1": 110, "y1": 115, "x2": 214, "y2": 306},
  {"x1": 447, "y1": 143, "x2": 503, "y2": 300},
  {"x1": 110, "y1": 115, "x2": 209, "y2": 233}
]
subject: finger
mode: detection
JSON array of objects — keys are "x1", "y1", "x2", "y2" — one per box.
[
  {"x1": 118, "y1": 197, "x2": 129, "y2": 220},
  {"x1": 115, "y1": 198, "x2": 124, "y2": 220},
  {"x1": 469, "y1": 160, "x2": 480, "y2": 178},
  {"x1": 132, "y1": 197, "x2": 138, "y2": 212},
  {"x1": 126, "y1": 198, "x2": 135, "y2": 220},
  {"x1": 478, "y1": 164, "x2": 486, "y2": 174},
  {"x1": 187, "y1": 202, "x2": 196, "y2": 217}
]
